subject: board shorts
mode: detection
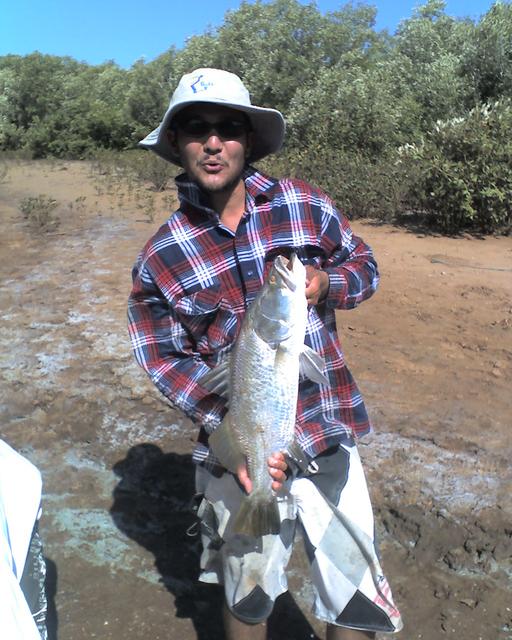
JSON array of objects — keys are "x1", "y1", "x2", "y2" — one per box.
[{"x1": 195, "y1": 440, "x2": 403, "y2": 633}]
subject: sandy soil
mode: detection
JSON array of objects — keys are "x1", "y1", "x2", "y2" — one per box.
[{"x1": 0, "y1": 159, "x2": 511, "y2": 640}]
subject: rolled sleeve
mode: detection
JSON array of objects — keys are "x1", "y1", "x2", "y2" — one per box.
[{"x1": 320, "y1": 200, "x2": 379, "y2": 310}]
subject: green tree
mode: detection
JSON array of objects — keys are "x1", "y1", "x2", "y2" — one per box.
[
  {"x1": 318, "y1": 2, "x2": 388, "y2": 67},
  {"x1": 212, "y1": 0, "x2": 324, "y2": 111},
  {"x1": 401, "y1": 101, "x2": 512, "y2": 233},
  {"x1": 126, "y1": 58, "x2": 174, "y2": 143},
  {"x1": 393, "y1": 0, "x2": 476, "y2": 127},
  {"x1": 0, "y1": 53, "x2": 83, "y2": 153},
  {"x1": 287, "y1": 62, "x2": 412, "y2": 156},
  {"x1": 0, "y1": 65, "x2": 19, "y2": 149},
  {"x1": 170, "y1": 30, "x2": 222, "y2": 88},
  {"x1": 462, "y1": 2, "x2": 512, "y2": 101}
]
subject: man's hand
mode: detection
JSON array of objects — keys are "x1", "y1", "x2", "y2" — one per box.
[
  {"x1": 236, "y1": 463, "x2": 253, "y2": 494},
  {"x1": 236, "y1": 452, "x2": 288, "y2": 494},
  {"x1": 268, "y1": 452, "x2": 288, "y2": 491},
  {"x1": 305, "y1": 266, "x2": 329, "y2": 305}
]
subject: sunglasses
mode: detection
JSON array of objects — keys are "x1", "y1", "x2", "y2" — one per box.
[{"x1": 175, "y1": 117, "x2": 249, "y2": 139}]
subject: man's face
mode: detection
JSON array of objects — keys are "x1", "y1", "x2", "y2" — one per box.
[{"x1": 168, "y1": 104, "x2": 252, "y2": 194}]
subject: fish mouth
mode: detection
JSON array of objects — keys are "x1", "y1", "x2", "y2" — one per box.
[{"x1": 273, "y1": 253, "x2": 298, "y2": 291}]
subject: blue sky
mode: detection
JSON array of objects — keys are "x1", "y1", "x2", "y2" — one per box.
[{"x1": 0, "y1": 0, "x2": 498, "y2": 68}]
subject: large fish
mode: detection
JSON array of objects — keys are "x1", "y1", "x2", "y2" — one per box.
[{"x1": 199, "y1": 253, "x2": 328, "y2": 537}]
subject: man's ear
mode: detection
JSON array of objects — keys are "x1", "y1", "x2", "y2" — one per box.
[
  {"x1": 245, "y1": 131, "x2": 254, "y2": 160},
  {"x1": 166, "y1": 129, "x2": 180, "y2": 157}
]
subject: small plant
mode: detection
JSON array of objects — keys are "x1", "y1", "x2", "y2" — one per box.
[
  {"x1": 116, "y1": 191, "x2": 125, "y2": 210},
  {"x1": 122, "y1": 149, "x2": 177, "y2": 191},
  {"x1": 0, "y1": 162, "x2": 9, "y2": 184},
  {"x1": 67, "y1": 196, "x2": 86, "y2": 214},
  {"x1": 19, "y1": 195, "x2": 60, "y2": 231},
  {"x1": 94, "y1": 181, "x2": 104, "y2": 196},
  {"x1": 138, "y1": 192, "x2": 156, "y2": 223},
  {"x1": 162, "y1": 194, "x2": 176, "y2": 210},
  {"x1": 74, "y1": 195, "x2": 87, "y2": 213},
  {"x1": 90, "y1": 149, "x2": 119, "y2": 176}
]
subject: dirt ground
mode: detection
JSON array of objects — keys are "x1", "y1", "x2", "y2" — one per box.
[{"x1": 0, "y1": 159, "x2": 511, "y2": 640}]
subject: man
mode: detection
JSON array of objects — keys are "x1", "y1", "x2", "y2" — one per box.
[{"x1": 128, "y1": 68, "x2": 403, "y2": 639}]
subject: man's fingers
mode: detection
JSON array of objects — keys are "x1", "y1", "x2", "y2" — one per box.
[
  {"x1": 268, "y1": 452, "x2": 287, "y2": 470},
  {"x1": 305, "y1": 266, "x2": 329, "y2": 305},
  {"x1": 238, "y1": 454, "x2": 289, "y2": 494},
  {"x1": 268, "y1": 452, "x2": 288, "y2": 491},
  {"x1": 236, "y1": 463, "x2": 252, "y2": 494}
]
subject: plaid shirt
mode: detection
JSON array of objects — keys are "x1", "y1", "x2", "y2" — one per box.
[{"x1": 128, "y1": 167, "x2": 379, "y2": 467}]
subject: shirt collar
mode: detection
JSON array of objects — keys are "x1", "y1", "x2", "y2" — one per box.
[
  {"x1": 175, "y1": 165, "x2": 278, "y2": 220},
  {"x1": 242, "y1": 166, "x2": 278, "y2": 202}
]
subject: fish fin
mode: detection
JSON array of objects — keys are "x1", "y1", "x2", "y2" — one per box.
[
  {"x1": 198, "y1": 359, "x2": 230, "y2": 400},
  {"x1": 300, "y1": 345, "x2": 330, "y2": 385},
  {"x1": 233, "y1": 494, "x2": 281, "y2": 537},
  {"x1": 208, "y1": 414, "x2": 245, "y2": 475}
]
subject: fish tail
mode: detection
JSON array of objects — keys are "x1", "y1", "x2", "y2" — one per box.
[{"x1": 233, "y1": 494, "x2": 281, "y2": 537}]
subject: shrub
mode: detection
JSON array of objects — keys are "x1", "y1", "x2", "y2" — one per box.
[
  {"x1": 89, "y1": 148, "x2": 124, "y2": 177},
  {"x1": 89, "y1": 149, "x2": 177, "y2": 191},
  {"x1": 261, "y1": 147, "x2": 419, "y2": 221},
  {"x1": 120, "y1": 149, "x2": 177, "y2": 191},
  {"x1": 0, "y1": 161, "x2": 8, "y2": 183},
  {"x1": 401, "y1": 101, "x2": 512, "y2": 234},
  {"x1": 19, "y1": 194, "x2": 60, "y2": 231}
]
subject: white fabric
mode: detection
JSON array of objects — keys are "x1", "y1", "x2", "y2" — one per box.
[
  {"x1": 0, "y1": 439, "x2": 42, "y2": 640},
  {"x1": 196, "y1": 443, "x2": 403, "y2": 632}
]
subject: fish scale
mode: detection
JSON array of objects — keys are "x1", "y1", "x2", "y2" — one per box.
[
  {"x1": 201, "y1": 253, "x2": 329, "y2": 536},
  {"x1": 230, "y1": 329, "x2": 296, "y2": 501}
]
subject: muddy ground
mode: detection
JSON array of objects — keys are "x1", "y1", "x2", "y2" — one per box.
[{"x1": 0, "y1": 160, "x2": 511, "y2": 640}]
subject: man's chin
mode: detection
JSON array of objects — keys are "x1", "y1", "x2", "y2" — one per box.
[{"x1": 197, "y1": 174, "x2": 241, "y2": 195}]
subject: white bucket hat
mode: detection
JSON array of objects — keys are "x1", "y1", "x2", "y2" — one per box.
[{"x1": 139, "y1": 68, "x2": 285, "y2": 165}]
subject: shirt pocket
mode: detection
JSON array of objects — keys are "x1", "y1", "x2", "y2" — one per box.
[
  {"x1": 176, "y1": 285, "x2": 223, "y2": 316},
  {"x1": 175, "y1": 285, "x2": 237, "y2": 354}
]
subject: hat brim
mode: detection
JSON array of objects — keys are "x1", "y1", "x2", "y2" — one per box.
[{"x1": 139, "y1": 99, "x2": 285, "y2": 166}]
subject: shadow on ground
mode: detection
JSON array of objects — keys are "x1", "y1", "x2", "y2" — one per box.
[{"x1": 110, "y1": 444, "x2": 319, "y2": 640}]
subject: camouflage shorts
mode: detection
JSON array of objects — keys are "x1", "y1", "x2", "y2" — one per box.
[{"x1": 196, "y1": 440, "x2": 403, "y2": 633}]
